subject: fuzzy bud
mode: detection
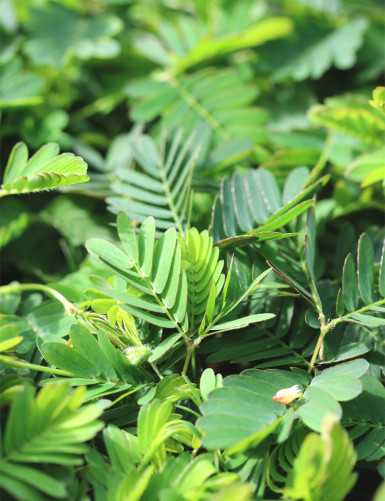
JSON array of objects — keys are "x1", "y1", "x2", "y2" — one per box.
[{"x1": 124, "y1": 346, "x2": 152, "y2": 366}]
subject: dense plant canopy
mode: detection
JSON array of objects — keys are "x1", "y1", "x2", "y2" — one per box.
[{"x1": 0, "y1": 1, "x2": 384, "y2": 500}]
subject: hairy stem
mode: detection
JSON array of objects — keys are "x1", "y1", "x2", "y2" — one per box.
[
  {"x1": 0, "y1": 355, "x2": 75, "y2": 377},
  {"x1": 0, "y1": 283, "x2": 80, "y2": 315}
]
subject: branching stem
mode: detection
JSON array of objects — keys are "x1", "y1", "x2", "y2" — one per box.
[{"x1": 308, "y1": 297, "x2": 385, "y2": 373}]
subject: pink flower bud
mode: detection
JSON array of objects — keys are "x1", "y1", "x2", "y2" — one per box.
[{"x1": 272, "y1": 385, "x2": 302, "y2": 405}]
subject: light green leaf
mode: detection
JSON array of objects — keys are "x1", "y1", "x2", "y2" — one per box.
[
  {"x1": 210, "y1": 313, "x2": 275, "y2": 332},
  {"x1": 200, "y1": 368, "x2": 222, "y2": 403},
  {"x1": 152, "y1": 228, "x2": 177, "y2": 293},
  {"x1": 170, "y1": 17, "x2": 293, "y2": 74},
  {"x1": 0, "y1": 463, "x2": 67, "y2": 498},
  {"x1": 254, "y1": 200, "x2": 314, "y2": 233},
  {"x1": 205, "y1": 282, "x2": 216, "y2": 324},
  {"x1": 162, "y1": 245, "x2": 182, "y2": 309},
  {"x1": 172, "y1": 270, "x2": 188, "y2": 325},
  {"x1": 1, "y1": 142, "x2": 88, "y2": 198},
  {"x1": 0, "y1": 381, "x2": 104, "y2": 501},
  {"x1": 117, "y1": 212, "x2": 139, "y2": 262},
  {"x1": 120, "y1": 304, "x2": 175, "y2": 329},
  {"x1": 369, "y1": 86, "x2": 385, "y2": 116},
  {"x1": 346, "y1": 146, "x2": 385, "y2": 186},
  {"x1": 309, "y1": 105, "x2": 385, "y2": 146},
  {"x1": 138, "y1": 217, "x2": 155, "y2": 277},
  {"x1": 283, "y1": 417, "x2": 357, "y2": 501},
  {"x1": 336, "y1": 288, "x2": 344, "y2": 316},
  {"x1": 86, "y1": 238, "x2": 132, "y2": 271}
]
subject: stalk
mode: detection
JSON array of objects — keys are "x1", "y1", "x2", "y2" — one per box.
[{"x1": 0, "y1": 283, "x2": 80, "y2": 315}]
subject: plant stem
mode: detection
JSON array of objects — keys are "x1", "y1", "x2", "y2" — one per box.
[
  {"x1": 150, "y1": 362, "x2": 164, "y2": 380},
  {"x1": 0, "y1": 283, "x2": 80, "y2": 315},
  {"x1": 308, "y1": 297, "x2": 385, "y2": 373},
  {"x1": 0, "y1": 355, "x2": 75, "y2": 377},
  {"x1": 182, "y1": 342, "x2": 194, "y2": 375},
  {"x1": 308, "y1": 318, "x2": 338, "y2": 373},
  {"x1": 182, "y1": 336, "x2": 202, "y2": 375}
]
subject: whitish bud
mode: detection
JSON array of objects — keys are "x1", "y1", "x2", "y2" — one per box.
[{"x1": 272, "y1": 385, "x2": 302, "y2": 405}]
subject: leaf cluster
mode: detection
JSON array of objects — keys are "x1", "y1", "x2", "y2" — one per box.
[{"x1": 1, "y1": 1, "x2": 384, "y2": 500}]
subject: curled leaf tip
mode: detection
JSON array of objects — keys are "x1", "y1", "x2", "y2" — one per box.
[{"x1": 272, "y1": 384, "x2": 302, "y2": 404}]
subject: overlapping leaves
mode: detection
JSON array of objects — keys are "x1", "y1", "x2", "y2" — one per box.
[
  {"x1": 0, "y1": 382, "x2": 105, "y2": 501},
  {"x1": 41, "y1": 324, "x2": 150, "y2": 397},
  {"x1": 283, "y1": 417, "x2": 357, "y2": 501},
  {"x1": 107, "y1": 130, "x2": 198, "y2": 235},
  {"x1": 87, "y1": 214, "x2": 274, "y2": 342},
  {"x1": 199, "y1": 359, "x2": 367, "y2": 452},
  {"x1": 87, "y1": 213, "x2": 189, "y2": 330},
  {"x1": 337, "y1": 233, "x2": 385, "y2": 327},
  {"x1": 134, "y1": 7, "x2": 292, "y2": 76},
  {"x1": 309, "y1": 92, "x2": 385, "y2": 147},
  {"x1": 126, "y1": 68, "x2": 269, "y2": 149},
  {"x1": 86, "y1": 401, "x2": 237, "y2": 501},
  {"x1": 212, "y1": 166, "x2": 329, "y2": 244},
  {"x1": 342, "y1": 374, "x2": 385, "y2": 463}
]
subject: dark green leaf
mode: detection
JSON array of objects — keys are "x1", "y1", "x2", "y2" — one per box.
[
  {"x1": 342, "y1": 254, "x2": 358, "y2": 312},
  {"x1": 295, "y1": 387, "x2": 342, "y2": 432},
  {"x1": 357, "y1": 234, "x2": 374, "y2": 304},
  {"x1": 380, "y1": 240, "x2": 385, "y2": 297},
  {"x1": 42, "y1": 342, "x2": 100, "y2": 378},
  {"x1": 148, "y1": 332, "x2": 184, "y2": 363}
]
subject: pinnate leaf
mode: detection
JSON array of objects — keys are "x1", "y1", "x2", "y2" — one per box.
[{"x1": 1, "y1": 142, "x2": 88, "y2": 198}]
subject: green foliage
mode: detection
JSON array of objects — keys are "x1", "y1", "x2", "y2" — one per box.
[
  {"x1": 126, "y1": 68, "x2": 270, "y2": 153},
  {"x1": 283, "y1": 417, "x2": 357, "y2": 501},
  {"x1": 106, "y1": 130, "x2": 198, "y2": 235},
  {"x1": 212, "y1": 166, "x2": 329, "y2": 242},
  {"x1": 0, "y1": 382, "x2": 106, "y2": 500},
  {"x1": 1, "y1": 1, "x2": 384, "y2": 499},
  {"x1": 0, "y1": 142, "x2": 89, "y2": 198},
  {"x1": 309, "y1": 102, "x2": 385, "y2": 147},
  {"x1": 0, "y1": 58, "x2": 44, "y2": 108},
  {"x1": 23, "y1": 4, "x2": 123, "y2": 67}
]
